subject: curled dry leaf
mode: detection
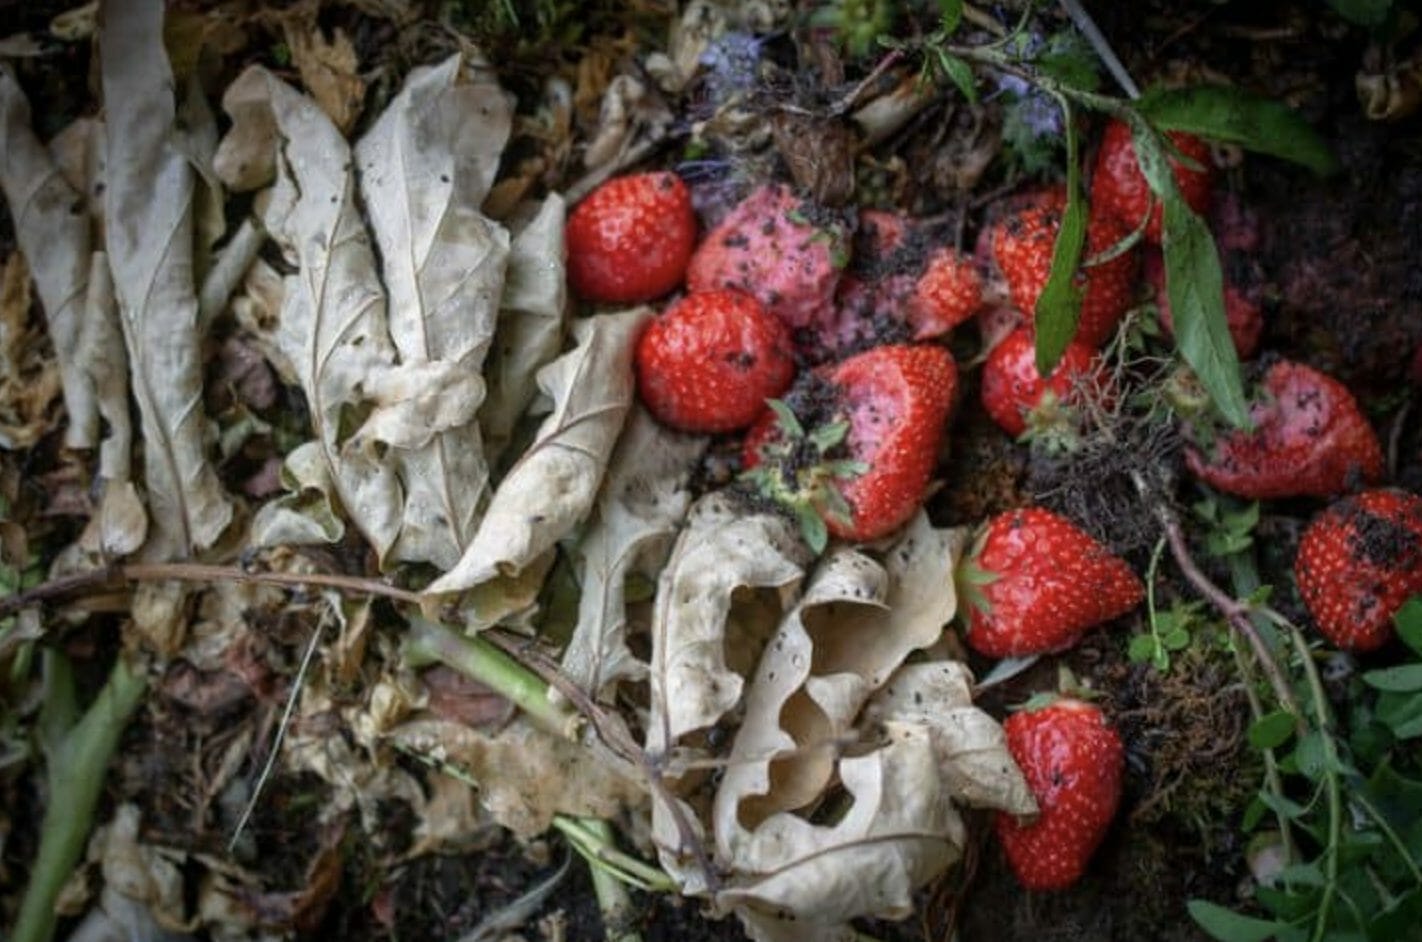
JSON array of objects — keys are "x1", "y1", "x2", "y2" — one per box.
[
  {"x1": 425, "y1": 309, "x2": 647, "y2": 596},
  {"x1": 560, "y1": 407, "x2": 708, "y2": 700},
  {"x1": 85, "y1": 804, "x2": 194, "y2": 934},
  {"x1": 0, "y1": 252, "x2": 61, "y2": 449},
  {"x1": 282, "y1": 11, "x2": 366, "y2": 134},
  {"x1": 100, "y1": 0, "x2": 233, "y2": 558}
]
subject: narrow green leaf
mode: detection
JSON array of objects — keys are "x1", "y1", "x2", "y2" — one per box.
[
  {"x1": 938, "y1": 0, "x2": 963, "y2": 34},
  {"x1": 1259, "y1": 789, "x2": 1308, "y2": 820},
  {"x1": 1187, "y1": 899, "x2": 1282, "y2": 942},
  {"x1": 1376, "y1": 691, "x2": 1422, "y2": 739},
  {"x1": 767, "y1": 399, "x2": 804, "y2": 438},
  {"x1": 809, "y1": 419, "x2": 850, "y2": 452},
  {"x1": 935, "y1": 50, "x2": 978, "y2": 104},
  {"x1": 1135, "y1": 85, "x2": 1340, "y2": 176},
  {"x1": 1249, "y1": 711, "x2": 1296, "y2": 750},
  {"x1": 1161, "y1": 198, "x2": 1250, "y2": 427},
  {"x1": 1325, "y1": 0, "x2": 1395, "y2": 29},
  {"x1": 1276, "y1": 862, "x2": 1325, "y2": 887},
  {"x1": 1394, "y1": 596, "x2": 1422, "y2": 657},
  {"x1": 1363, "y1": 664, "x2": 1422, "y2": 693},
  {"x1": 798, "y1": 506, "x2": 828, "y2": 555},
  {"x1": 1033, "y1": 100, "x2": 1084, "y2": 374}
]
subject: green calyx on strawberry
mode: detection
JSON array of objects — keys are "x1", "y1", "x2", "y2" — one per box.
[
  {"x1": 959, "y1": 507, "x2": 1144, "y2": 658},
  {"x1": 995, "y1": 697, "x2": 1124, "y2": 891},
  {"x1": 742, "y1": 343, "x2": 958, "y2": 552},
  {"x1": 1295, "y1": 489, "x2": 1422, "y2": 651},
  {"x1": 1184, "y1": 359, "x2": 1383, "y2": 500}
]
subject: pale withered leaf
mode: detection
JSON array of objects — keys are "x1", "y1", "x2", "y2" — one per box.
[
  {"x1": 99, "y1": 0, "x2": 233, "y2": 557},
  {"x1": 425, "y1": 309, "x2": 646, "y2": 596},
  {"x1": 354, "y1": 54, "x2": 512, "y2": 567},
  {"x1": 561, "y1": 407, "x2": 708, "y2": 700},
  {"x1": 479, "y1": 195, "x2": 568, "y2": 466}
]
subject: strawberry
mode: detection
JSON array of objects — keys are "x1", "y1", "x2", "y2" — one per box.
[
  {"x1": 910, "y1": 247, "x2": 984, "y2": 338},
  {"x1": 566, "y1": 172, "x2": 696, "y2": 303},
  {"x1": 1090, "y1": 119, "x2": 1213, "y2": 243},
  {"x1": 995, "y1": 698, "x2": 1124, "y2": 891},
  {"x1": 960, "y1": 507, "x2": 1144, "y2": 658},
  {"x1": 1185, "y1": 360, "x2": 1383, "y2": 500},
  {"x1": 687, "y1": 183, "x2": 851, "y2": 333},
  {"x1": 635, "y1": 290, "x2": 795, "y2": 433},
  {"x1": 1144, "y1": 248, "x2": 1263, "y2": 359},
  {"x1": 987, "y1": 186, "x2": 1139, "y2": 349},
  {"x1": 742, "y1": 344, "x2": 957, "y2": 549},
  {"x1": 980, "y1": 326, "x2": 1108, "y2": 440},
  {"x1": 1295, "y1": 489, "x2": 1422, "y2": 651}
]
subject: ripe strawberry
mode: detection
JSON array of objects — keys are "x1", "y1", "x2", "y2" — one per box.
[
  {"x1": 1144, "y1": 248, "x2": 1263, "y2": 359},
  {"x1": 960, "y1": 507, "x2": 1144, "y2": 658},
  {"x1": 987, "y1": 186, "x2": 1139, "y2": 349},
  {"x1": 742, "y1": 344, "x2": 957, "y2": 548},
  {"x1": 980, "y1": 326, "x2": 1108, "y2": 440},
  {"x1": 566, "y1": 172, "x2": 696, "y2": 303},
  {"x1": 1185, "y1": 360, "x2": 1383, "y2": 500},
  {"x1": 910, "y1": 247, "x2": 983, "y2": 337},
  {"x1": 1091, "y1": 119, "x2": 1213, "y2": 243},
  {"x1": 635, "y1": 290, "x2": 795, "y2": 433},
  {"x1": 687, "y1": 183, "x2": 851, "y2": 333},
  {"x1": 995, "y1": 698, "x2": 1124, "y2": 891},
  {"x1": 1295, "y1": 489, "x2": 1422, "y2": 651}
]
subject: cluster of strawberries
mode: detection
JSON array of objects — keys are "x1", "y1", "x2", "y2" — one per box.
[{"x1": 565, "y1": 117, "x2": 1422, "y2": 893}]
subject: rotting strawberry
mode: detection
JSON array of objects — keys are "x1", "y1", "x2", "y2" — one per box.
[
  {"x1": 1144, "y1": 247, "x2": 1263, "y2": 359},
  {"x1": 910, "y1": 247, "x2": 984, "y2": 338},
  {"x1": 566, "y1": 171, "x2": 696, "y2": 303},
  {"x1": 741, "y1": 344, "x2": 957, "y2": 549},
  {"x1": 960, "y1": 507, "x2": 1144, "y2": 658},
  {"x1": 987, "y1": 186, "x2": 1139, "y2": 348},
  {"x1": 1185, "y1": 360, "x2": 1383, "y2": 500},
  {"x1": 995, "y1": 698, "x2": 1124, "y2": 891},
  {"x1": 980, "y1": 326, "x2": 1108, "y2": 441},
  {"x1": 635, "y1": 290, "x2": 795, "y2": 433},
  {"x1": 1295, "y1": 489, "x2": 1422, "y2": 651},
  {"x1": 687, "y1": 182, "x2": 852, "y2": 335},
  {"x1": 1091, "y1": 118, "x2": 1213, "y2": 243}
]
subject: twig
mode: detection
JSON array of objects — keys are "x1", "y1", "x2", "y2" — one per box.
[
  {"x1": 0, "y1": 561, "x2": 424, "y2": 620},
  {"x1": 554, "y1": 815, "x2": 677, "y2": 893},
  {"x1": 831, "y1": 49, "x2": 904, "y2": 115}
]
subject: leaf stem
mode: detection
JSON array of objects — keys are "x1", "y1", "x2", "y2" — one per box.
[{"x1": 1286, "y1": 625, "x2": 1341, "y2": 942}]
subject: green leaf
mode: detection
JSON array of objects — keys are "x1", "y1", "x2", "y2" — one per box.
[
  {"x1": 809, "y1": 419, "x2": 850, "y2": 452},
  {"x1": 1259, "y1": 789, "x2": 1308, "y2": 820},
  {"x1": 934, "y1": 49, "x2": 978, "y2": 104},
  {"x1": 1033, "y1": 101, "x2": 1085, "y2": 374},
  {"x1": 1135, "y1": 85, "x2": 1340, "y2": 176},
  {"x1": 767, "y1": 399, "x2": 804, "y2": 438},
  {"x1": 1364, "y1": 664, "x2": 1422, "y2": 693},
  {"x1": 1376, "y1": 691, "x2": 1422, "y2": 739},
  {"x1": 797, "y1": 506, "x2": 828, "y2": 555},
  {"x1": 1188, "y1": 900, "x2": 1283, "y2": 942},
  {"x1": 1325, "y1": 0, "x2": 1395, "y2": 28},
  {"x1": 1249, "y1": 711, "x2": 1296, "y2": 750},
  {"x1": 1162, "y1": 626, "x2": 1192, "y2": 651},
  {"x1": 1394, "y1": 596, "x2": 1422, "y2": 658},
  {"x1": 1128, "y1": 633, "x2": 1160, "y2": 663},
  {"x1": 1034, "y1": 31, "x2": 1101, "y2": 92},
  {"x1": 1276, "y1": 862, "x2": 1325, "y2": 887},
  {"x1": 1161, "y1": 197, "x2": 1250, "y2": 427},
  {"x1": 1293, "y1": 730, "x2": 1327, "y2": 781},
  {"x1": 938, "y1": 0, "x2": 963, "y2": 34}
]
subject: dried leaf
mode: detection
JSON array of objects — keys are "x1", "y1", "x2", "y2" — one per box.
[
  {"x1": 561, "y1": 407, "x2": 707, "y2": 700},
  {"x1": 389, "y1": 717, "x2": 645, "y2": 838},
  {"x1": 0, "y1": 251, "x2": 61, "y2": 448},
  {"x1": 479, "y1": 195, "x2": 568, "y2": 465},
  {"x1": 283, "y1": 15, "x2": 365, "y2": 134},
  {"x1": 646, "y1": 492, "x2": 809, "y2": 753},
  {"x1": 86, "y1": 804, "x2": 193, "y2": 933},
  {"x1": 426, "y1": 309, "x2": 646, "y2": 596},
  {"x1": 249, "y1": 442, "x2": 346, "y2": 548},
  {"x1": 100, "y1": 0, "x2": 233, "y2": 557}
]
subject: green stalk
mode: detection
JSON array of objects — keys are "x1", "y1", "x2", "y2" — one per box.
[
  {"x1": 580, "y1": 818, "x2": 643, "y2": 942},
  {"x1": 1286, "y1": 624, "x2": 1342, "y2": 942},
  {"x1": 401, "y1": 617, "x2": 579, "y2": 740},
  {"x1": 552, "y1": 815, "x2": 677, "y2": 893},
  {"x1": 11, "y1": 653, "x2": 147, "y2": 942}
]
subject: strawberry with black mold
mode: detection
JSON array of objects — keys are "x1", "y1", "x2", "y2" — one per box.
[
  {"x1": 980, "y1": 326, "x2": 1109, "y2": 441},
  {"x1": 687, "y1": 183, "x2": 852, "y2": 336},
  {"x1": 960, "y1": 507, "x2": 1144, "y2": 658},
  {"x1": 995, "y1": 697, "x2": 1124, "y2": 891},
  {"x1": 986, "y1": 186, "x2": 1139, "y2": 348},
  {"x1": 635, "y1": 290, "x2": 795, "y2": 434},
  {"x1": 1185, "y1": 360, "x2": 1383, "y2": 500},
  {"x1": 1091, "y1": 118, "x2": 1214, "y2": 243},
  {"x1": 566, "y1": 171, "x2": 697, "y2": 303},
  {"x1": 1295, "y1": 489, "x2": 1422, "y2": 651},
  {"x1": 741, "y1": 344, "x2": 957, "y2": 550}
]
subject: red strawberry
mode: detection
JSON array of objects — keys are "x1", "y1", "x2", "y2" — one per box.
[
  {"x1": 1144, "y1": 248, "x2": 1263, "y2": 359},
  {"x1": 566, "y1": 172, "x2": 696, "y2": 303},
  {"x1": 1295, "y1": 489, "x2": 1422, "y2": 651},
  {"x1": 995, "y1": 698, "x2": 1124, "y2": 891},
  {"x1": 635, "y1": 290, "x2": 795, "y2": 433},
  {"x1": 687, "y1": 183, "x2": 851, "y2": 333},
  {"x1": 1185, "y1": 360, "x2": 1383, "y2": 500},
  {"x1": 1091, "y1": 119, "x2": 1213, "y2": 243},
  {"x1": 988, "y1": 186, "x2": 1139, "y2": 348},
  {"x1": 981, "y1": 326, "x2": 1108, "y2": 439},
  {"x1": 742, "y1": 344, "x2": 957, "y2": 548},
  {"x1": 961, "y1": 507, "x2": 1144, "y2": 658},
  {"x1": 909, "y1": 247, "x2": 983, "y2": 338}
]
